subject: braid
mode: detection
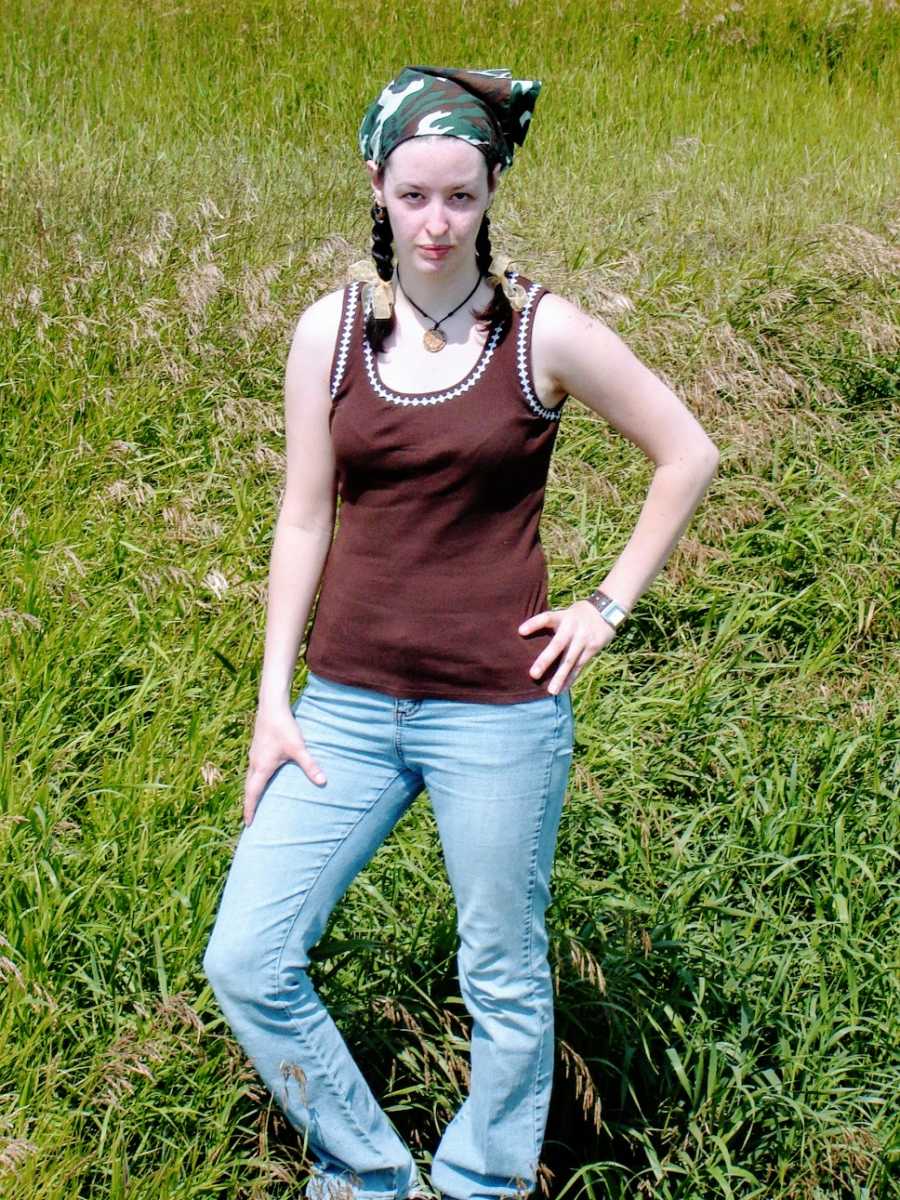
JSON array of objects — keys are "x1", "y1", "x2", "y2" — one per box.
[
  {"x1": 475, "y1": 211, "x2": 493, "y2": 277},
  {"x1": 371, "y1": 201, "x2": 394, "y2": 282},
  {"x1": 366, "y1": 201, "x2": 396, "y2": 351},
  {"x1": 472, "y1": 210, "x2": 513, "y2": 338}
]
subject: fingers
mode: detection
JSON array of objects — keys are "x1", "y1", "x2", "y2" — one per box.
[
  {"x1": 243, "y1": 736, "x2": 328, "y2": 827},
  {"x1": 526, "y1": 616, "x2": 574, "y2": 687},
  {"x1": 301, "y1": 747, "x2": 328, "y2": 788},
  {"x1": 550, "y1": 643, "x2": 593, "y2": 695},
  {"x1": 243, "y1": 764, "x2": 269, "y2": 828},
  {"x1": 518, "y1": 610, "x2": 555, "y2": 636},
  {"x1": 525, "y1": 602, "x2": 616, "y2": 693},
  {"x1": 545, "y1": 635, "x2": 587, "y2": 695}
]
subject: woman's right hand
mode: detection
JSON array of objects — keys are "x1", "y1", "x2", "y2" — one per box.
[{"x1": 243, "y1": 701, "x2": 327, "y2": 827}]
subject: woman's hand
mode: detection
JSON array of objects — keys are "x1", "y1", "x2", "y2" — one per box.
[
  {"x1": 243, "y1": 701, "x2": 327, "y2": 827},
  {"x1": 518, "y1": 600, "x2": 617, "y2": 694}
]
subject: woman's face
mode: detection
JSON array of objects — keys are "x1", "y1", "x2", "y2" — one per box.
[{"x1": 367, "y1": 137, "x2": 501, "y2": 277}]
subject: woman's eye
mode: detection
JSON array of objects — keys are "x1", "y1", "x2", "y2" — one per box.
[{"x1": 400, "y1": 192, "x2": 473, "y2": 201}]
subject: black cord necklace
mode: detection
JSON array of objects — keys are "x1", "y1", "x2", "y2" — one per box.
[{"x1": 395, "y1": 265, "x2": 483, "y2": 353}]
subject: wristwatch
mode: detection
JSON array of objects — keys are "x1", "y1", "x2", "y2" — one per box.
[{"x1": 587, "y1": 588, "x2": 629, "y2": 633}]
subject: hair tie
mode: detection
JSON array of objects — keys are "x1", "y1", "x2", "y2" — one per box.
[
  {"x1": 347, "y1": 259, "x2": 396, "y2": 319},
  {"x1": 486, "y1": 253, "x2": 527, "y2": 311}
]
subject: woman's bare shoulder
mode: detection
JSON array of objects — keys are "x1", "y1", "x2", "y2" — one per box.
[
  {"x1": 530, "y1": 289, "x2": 623, "y2": 372},
  {"x1": 290, "y1": 286, "x2": 348, "y2": 358},
  {"x1": 284, "y1": 287, "x2": 350, "y2": 407},
  {"x1": 529, "y1": 290, "x2": 612, "y2": 409},
  {"x1": 532, "y1": 289, "x2": 597, "y2": 336}
]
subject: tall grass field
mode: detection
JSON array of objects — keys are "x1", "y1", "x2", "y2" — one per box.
[{"x1": 1, "y1": 1, "x2": 898, "y2": 1197}]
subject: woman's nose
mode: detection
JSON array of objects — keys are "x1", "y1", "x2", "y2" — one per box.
[{"x1": 424, "y1": 203, "x2": 450, "y2": 236}]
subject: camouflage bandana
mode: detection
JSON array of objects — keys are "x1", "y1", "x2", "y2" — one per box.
[{"x1": 358, "y1": 65, "x2": 542, "y2": 173}]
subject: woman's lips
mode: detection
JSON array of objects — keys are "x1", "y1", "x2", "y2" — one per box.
[{"x1": 419, "y1": 245, "x2": 451, "y2": 258}]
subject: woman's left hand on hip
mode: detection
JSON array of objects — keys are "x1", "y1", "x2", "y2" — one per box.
[{"x1": 518, "y1": 601, "x2": 617, "y2": 694}]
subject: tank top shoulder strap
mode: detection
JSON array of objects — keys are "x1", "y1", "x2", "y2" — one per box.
[
  {"x1": 507, "y1": 271, "x2": 565, "y2": 423},
  {"x1": 329, "y1": 280, "x2": 364, "y2": 403}
]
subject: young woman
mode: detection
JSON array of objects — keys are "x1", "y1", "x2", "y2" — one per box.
[{"x1": 203, "y1": 66, "x2": 719, "y2": 1200}]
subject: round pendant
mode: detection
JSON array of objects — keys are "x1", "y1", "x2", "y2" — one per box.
[{"x1": 423, "y1": 327, "x2": 447, "y2": 353}]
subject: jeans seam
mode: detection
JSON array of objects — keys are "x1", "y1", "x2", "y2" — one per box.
[
  {"x1": 394, "y1": 710, "x2": 402, "y2": 760},
  {"x1": 524, "y1": 696, "x2": 560, "y2": 1180},
  {"x1": 272, "y1": 765, "x2": 413, "y2": 1168}
]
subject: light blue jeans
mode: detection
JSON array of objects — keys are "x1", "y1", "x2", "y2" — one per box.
[{"x1": 203, "y1": 670, "x2": 575, "y2": 1200}]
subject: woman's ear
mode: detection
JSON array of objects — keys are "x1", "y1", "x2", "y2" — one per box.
[{"x1": 365, "y1": 159, "x2": 385, "y2": 207}]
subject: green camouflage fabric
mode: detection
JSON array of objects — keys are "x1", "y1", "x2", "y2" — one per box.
[{"x1": 358, "y1": 65, "x2": 542, "y2": 173}]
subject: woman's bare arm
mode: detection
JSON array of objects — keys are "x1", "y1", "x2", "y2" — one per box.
[
  {"x1": 243, "y1": 288, "x2": 343, "y2": 823},
  {"x1": 256, "y1": 291, "x2": 343, "y2": 708},
  {"x1": 521, "y1": 294, "x2": 719, "y2": 693},
  {"x1": 536, "y1": 293, "x2": 719, "y2": 610}
]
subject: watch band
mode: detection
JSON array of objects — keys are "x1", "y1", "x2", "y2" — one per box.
[{"x1": 587, "y1": 588, "x2": 628, "y2": 632}]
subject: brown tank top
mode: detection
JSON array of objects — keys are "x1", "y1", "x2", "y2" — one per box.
[{"x1": 304, "y1": 271, "x2": 568, "y2": 703}]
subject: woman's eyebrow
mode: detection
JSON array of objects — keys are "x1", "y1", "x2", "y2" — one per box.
[{"x1": 394, "y1": 180, "x2": 476, "y2": 189}]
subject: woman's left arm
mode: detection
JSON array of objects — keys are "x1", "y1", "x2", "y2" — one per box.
[{"x1": 520, "y1": 294, "x2": 720, "y2": 694}]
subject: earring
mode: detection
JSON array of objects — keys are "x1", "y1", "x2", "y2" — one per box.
[{"x1": 372, "y1": 202, "x2": 387, "y2": 223}]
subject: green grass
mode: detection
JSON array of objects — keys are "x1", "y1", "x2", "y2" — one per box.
[{"x1": 1, "y1": 1, "x2": 898, "y2": 1197}]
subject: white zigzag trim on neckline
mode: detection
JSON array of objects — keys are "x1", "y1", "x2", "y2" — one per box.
[
  {"x1": 516, "y1": 281, "x2": 562, "y2": 422},
  {"x1": 362, "y1": 285, "x2": 504, "y2": 408},
  {"x1": 330, "y1": 282, "x2": 360, "y2": 400}
]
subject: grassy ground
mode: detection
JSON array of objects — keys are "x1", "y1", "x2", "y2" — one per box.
[{"x1": 1, "y1": 1, "x2": 898, "y2": 1197}]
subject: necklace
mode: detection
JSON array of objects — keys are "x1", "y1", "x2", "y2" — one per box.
[{"x1": 395, "y1": 265, "x2": 484, "y2": 353}]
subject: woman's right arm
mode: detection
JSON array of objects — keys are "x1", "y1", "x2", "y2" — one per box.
[{"x1": 243, "y1": 289, "x2": 344, "y2": 827}]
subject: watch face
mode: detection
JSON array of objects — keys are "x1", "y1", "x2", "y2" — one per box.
[{"x1": 603, "y1": 603, "x2": 626, "y2": 627}]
